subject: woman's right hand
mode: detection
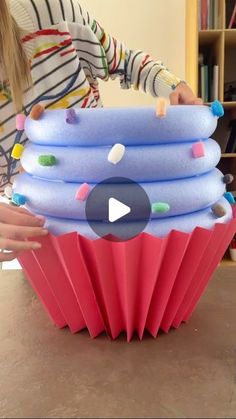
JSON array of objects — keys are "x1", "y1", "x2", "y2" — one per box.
[{"x1": 0, "y1": 202, "x2": 48, "y2": 262}]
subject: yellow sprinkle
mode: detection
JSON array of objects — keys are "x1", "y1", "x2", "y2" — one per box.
[{"x1": 11, "y1": 144, "x2": 24, "y2": 159}]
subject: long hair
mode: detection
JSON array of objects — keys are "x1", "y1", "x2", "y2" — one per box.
[{"x1": 0, "y1": 0, "x2": 31, "y2": 111}]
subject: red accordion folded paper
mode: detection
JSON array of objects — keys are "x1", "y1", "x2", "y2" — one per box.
[{"x1": 18, "y1": 216, "x2": 236, "y2": 341}]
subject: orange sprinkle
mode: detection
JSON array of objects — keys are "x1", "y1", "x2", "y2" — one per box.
[
  {"x1": 30, "y1": 104, "x2": 45, "y2": 120},
  {"x1": 156, "y1": 97, "x2": 169, "y2": 118}
]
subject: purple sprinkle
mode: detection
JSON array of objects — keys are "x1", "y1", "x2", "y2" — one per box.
[{"x1": 66, "y1": 109, "x2": 77, "y2": 124}]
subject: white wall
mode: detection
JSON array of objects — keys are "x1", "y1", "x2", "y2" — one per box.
[{"x1": 80, "y1": 0, "x2": 186, "y2": 107}]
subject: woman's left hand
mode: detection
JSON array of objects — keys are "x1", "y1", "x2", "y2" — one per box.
[{"x1": 170, "y1": 82, "x2": 203, "y2": 105}]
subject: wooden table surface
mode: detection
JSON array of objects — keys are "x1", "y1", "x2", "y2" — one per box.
[{"x1": 0, "y1": 266, "x2": 236, "y2": 418}]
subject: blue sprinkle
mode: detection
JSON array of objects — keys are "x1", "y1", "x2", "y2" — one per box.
[
  {"x1": 65, "y1": 108, "x2": 77, "y2": 124},
  {"x1": 211, "y1": 100, "x2": 224, "y2": 118},
  {"x1": 224, "y1": 192, "x2": 235, "y2": 204},
  {"x1": 12, "y1": 193, "x2": 27, "y2": 206}
]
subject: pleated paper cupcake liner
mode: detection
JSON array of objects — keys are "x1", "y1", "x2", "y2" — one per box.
[{"x1": 18, "y1": 217, "x2": 236, "y2": 341}]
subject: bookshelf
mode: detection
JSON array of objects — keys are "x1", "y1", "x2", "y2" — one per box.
[
  {"x1": 186, "y1": 0, "x2": 236, "y2": 192},
  {"x1": 185, "y1": 0, "x2": 236, "y2": 265}
]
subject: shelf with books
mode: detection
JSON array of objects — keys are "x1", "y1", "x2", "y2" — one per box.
[
  {"x1": 188, "y1": 0, "x2": 236, "y2": 263},
  {"x1": 198, "y1": 34, "x2": 224, "y2": 102},
  {"x1": 186, "y1": 0, "x2": 236, "y2": 171},
  {"x1": 198, "y1": 0, "x2": 225, "y2": 30}
]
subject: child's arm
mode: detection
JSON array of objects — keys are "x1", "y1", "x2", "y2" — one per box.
[{"x1": 73, "y1": 1, "x2": 201, "y2": 103}]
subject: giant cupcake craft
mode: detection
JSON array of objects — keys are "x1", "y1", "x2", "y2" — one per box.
[{"x1": 10, "y1": 99, "x2": 236, "y2": 341}]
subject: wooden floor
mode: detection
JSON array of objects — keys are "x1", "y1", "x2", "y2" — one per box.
[{"x1": 0, "y1": 266, "x2": 236, "y2": 418}]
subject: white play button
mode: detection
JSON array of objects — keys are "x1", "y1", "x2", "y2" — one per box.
[
  {"x1": 108, "y1": 197, "x2": 131, "y2": 223},
  {"x1": 85, "y1": 177, "x2": 151, "y2": 241}
]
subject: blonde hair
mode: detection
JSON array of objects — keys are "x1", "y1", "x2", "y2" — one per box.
[{"x1": 0, "y1": 0, "x2": 31, "y2": 111}]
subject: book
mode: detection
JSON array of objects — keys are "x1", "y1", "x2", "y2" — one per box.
[
  {"x1": 198, "y1": 0, "x2": 201, "y2": 29},
  {"x1": 212, "y1": 65, "x2": 219, "y2": 101},
  {"x1": 229, "y1": 3, "x2": 236, "y2": 28},
  {"x1": 204, "y1": 65, "x2": 209, "y2": 102},
  {"x1": 208, "y1": 64, "x2": 213, "y2": 100},
  {"x1": 214, "y1": 0, "x2": 219, "y2": 28},
  {"x1": 225, "y1": 119, "x2": 236, "y2": 153},
  {"x1": 226, "y1": 0, "x2": 236, "y2": 28},
  {"x1": 209, "y1": 0, "x2": 214, "y2": 29},
  {"x1": 201, "y1": 0, "x2": 208, "y2": 29},
  {"x1": 201, "y1": 65, "x2": 209, "y2": 102}
]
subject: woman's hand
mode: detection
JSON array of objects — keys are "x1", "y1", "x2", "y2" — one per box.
[
  {"x1": 170, "y1": 82, "x2": 203, "y2": 105},
  {"x1": 0, "y1": 202, "x2": 48, "y2": 262}
]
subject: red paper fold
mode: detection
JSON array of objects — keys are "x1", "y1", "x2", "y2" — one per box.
[{"x1": 18, "y1": 217, "x2": 236, "y2": 340}]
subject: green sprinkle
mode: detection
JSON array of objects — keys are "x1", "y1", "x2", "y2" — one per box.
[
  {"x1": 38, "y1": 155, "x2": 57, "y2": 166},
  {"x1": 152, "y1": 202, "x2": 170, "y2": 214}
]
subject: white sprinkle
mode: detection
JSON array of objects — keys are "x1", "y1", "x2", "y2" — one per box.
[
  {"x1": 4, "y1": 186, "x2": 13, "y2": 198},
  {"x1": 108, "y1": 144, "x2": 125, "y2": 165}
]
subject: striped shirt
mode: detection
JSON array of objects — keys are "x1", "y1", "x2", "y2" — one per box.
[{"x1": 0, "y1": 0, "x2": 182, "y2": 193}]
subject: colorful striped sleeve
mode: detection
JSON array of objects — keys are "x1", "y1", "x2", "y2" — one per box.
[
  {"x1": 14, "y1": 0, "x2": 182, "y2": 97},
  {"x1": 74, "y1": 1, "x2": 182, "y2": 98}
]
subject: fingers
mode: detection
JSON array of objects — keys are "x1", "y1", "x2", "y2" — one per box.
[
  {"x1": 169, "y1": 91, "x2": 180, "y2": 105},
  {"x1": 1, "y1": 201, "x2": 40, "y2": 218},
  {"x1": 194, "y1": 97, "x2": 204, "y2": 105},
  {"x1": 0, "y1": 237, "x2": 42, "y2": 252},
  {"x1": 0, "y1": 222, "x2": 48, "y2": 240},
  {"x1": 7, "y1": 203, "x2": 35, "y2": 216},
  {"x1": 0, "y1": 250, "x2": 19, "y2": 262},
  {"x1": 0, "y1": 203, "x2": 46, "y2": 227},
  {"x1": 170, "y1": 91, "x2": 203, "y2": 105}
]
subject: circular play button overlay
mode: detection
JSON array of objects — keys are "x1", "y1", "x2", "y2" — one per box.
[{"x1": 85, "y1": 177, "x2": 151, "y2": 241}]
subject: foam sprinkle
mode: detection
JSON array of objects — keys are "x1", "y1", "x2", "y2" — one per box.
[
  {"x1": 30, "y1": 104, "x2": 45, "y2": 120},
  {"x1": 66, "y1": 108, "x2": 77, "y2": 124},
  {"x1": 12, "y1": 193, "x2": 27, "y2": 206},
  {"x1": 223, "y1": 174, "x2": 234, "y2": 185},
  {"x1": 108, "y1": 144, "x2": 125, "y2": 164},
  {"x1": 224, "y1": 192, "x2": 235, "y2": 204},
  {"x1": 152, "y1": 202, "x2": 170, "y2": 214},
  {"x1": 192, "y1": 141, "x2": 205, "y2": 158},
  {"x1": 11, "y1": 144, "x2": 24, "y2": 160},
  {"x1": 211, "y1": 100, "x2": 224, "y2": 118},
  {"x1": 156, "y1": 97, "x2": 168, "y2": 118},
  {"x1": 38, "y1": 155, "x2": 57, "y2": 166},
  {"x1": 75, "y1": 183, "x2": 90, "y2": 201},
  {"x1": 16, "y1": 114, "x2": 26, "y2": 131},
  {"x1": 212, "y1": 203, "x2": 227, "y2": 218}
]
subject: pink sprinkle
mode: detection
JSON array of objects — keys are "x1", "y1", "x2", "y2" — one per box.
[
  {"x1": 16, "y1": 114, "x2": 26, "y2": 131},
  {"x1": 192, "y1": 141, "x2": 205, "y2": 158},
  {"x1": 75, "y1": 183, "x2": 90, "y2": 201}
]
